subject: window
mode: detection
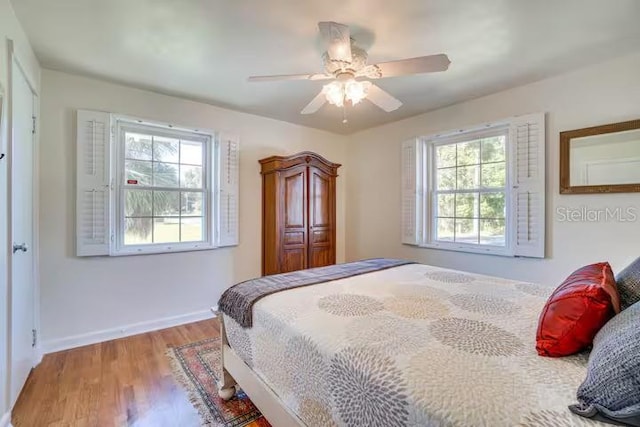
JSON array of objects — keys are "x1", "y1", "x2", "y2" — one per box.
[
  {"x1": 75, "y1": 110, "x2": 239, "y2": 256},
  {"x1": 433, "y1": 131, "x2": 508, "y2": 248},
  {"x1": 402, "y1": 113, "x2": 545, "y2": 258},
  {"x1": 117, "y1": 123, "x2": 210, "y2": 252}
]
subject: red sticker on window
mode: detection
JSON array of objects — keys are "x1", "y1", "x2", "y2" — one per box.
[{"x1": 127, "y1": 179, "x2": 138, "y2": 185}]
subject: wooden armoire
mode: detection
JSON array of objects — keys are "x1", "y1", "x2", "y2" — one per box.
[{"x1": 260, "y1": 152, "x2": 341, "y2": 275}]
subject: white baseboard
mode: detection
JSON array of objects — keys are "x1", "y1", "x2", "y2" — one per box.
[
  {"x1": 34, "y1": 345, "x2": 44, "y2": 366},
  {"x1": 0, "y1": 411, "x2": 11, "y2": 427},
  {"x1": 41, "y1": 309, "x2": 216, "y2": 355}
]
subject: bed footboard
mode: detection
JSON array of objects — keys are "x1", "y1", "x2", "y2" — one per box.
[
  {"x1": 218, "y1": 315, "x2": 238, "y2": 400},
  {"x1": 218, "y1": 314, "x2": 304, "y2": 426}
]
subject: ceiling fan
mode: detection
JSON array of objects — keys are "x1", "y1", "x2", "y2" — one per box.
[{"x1": 248, "y1": 21, "x2": 451, "y2": 121}]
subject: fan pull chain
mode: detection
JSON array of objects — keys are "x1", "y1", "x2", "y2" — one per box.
[{"x1": 342, "y1": 105, "x2": 348, "y2": 124}]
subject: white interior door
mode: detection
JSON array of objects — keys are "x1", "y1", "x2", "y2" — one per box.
[{"x1": 9, "y1": 59, "x2": 36, "y2": 407}]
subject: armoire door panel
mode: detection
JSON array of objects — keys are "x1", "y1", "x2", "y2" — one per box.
[
  {"x1": 282, "y1": 247, "x2": 306, "y2": 273},
  {"x1": 308, "y1": 167, "x2": 335, "y2": 268},
  {"x1": 284, "y1": 170, "x2": 306, "y2": 228},
  {"x1": 283, "y1": 231, "x2": 305, "y2": 245},
  {"x1": 309, "y1": 247, "x2": 332, "y2": 268},
  {"x1": 310, "y1": 170, "x2": 331, "y2": 227},
  {"x1": 311, "y1": 229, "x2": 330, "y2": 244},
  {"x1": 281, "y1": 166, "x2": 308, "y2": 271}
]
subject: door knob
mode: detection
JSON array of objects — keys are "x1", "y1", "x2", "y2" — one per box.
[{"x1": 12, "y1": 243, "x2": 28, "y2": 254}]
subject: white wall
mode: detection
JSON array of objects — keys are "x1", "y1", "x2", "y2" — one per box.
[
  {"x1": 38, "y1": 69, "x2": 348, "y2": 350},
  {"x1": 346, "y1": 51, "x2": 640, "y2": 287},
  {"x1": 0, "y1": 0, "x2": 41, "y2": 421}
]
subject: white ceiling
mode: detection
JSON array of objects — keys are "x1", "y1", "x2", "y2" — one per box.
[{"x1": 11, "y1": 0, "x2": 640, "y2": 134}]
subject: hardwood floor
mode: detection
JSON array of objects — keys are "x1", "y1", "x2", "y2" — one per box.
[{"x1": 12, "y1": 318, "x2": 220, "y2": 427}]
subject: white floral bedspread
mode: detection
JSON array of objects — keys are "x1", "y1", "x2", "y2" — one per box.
[{"x1": 223, "y1": 263, "x2": 605, "y2": 427}]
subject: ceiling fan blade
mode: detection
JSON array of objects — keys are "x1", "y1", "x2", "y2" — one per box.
[
  {"x1": 301, "y1": 90, "x2": 327, "y2": 115},
  {"x1": 363, "y1": 54, "x2": 451, "y2": 78},
  {"x1": 248, "y1": 73, "x2": 332, "y2": 82},
  {"x1": 366, "y1": 84, "x2": 402, "y2": 112},
  {"x1": 318, "y1": 21, "x2": 352, "y2": 62}
]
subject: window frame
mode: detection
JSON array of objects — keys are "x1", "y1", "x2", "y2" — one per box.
[
  {"x1": 420, "y1": 125, "x2": 514, "y2": 257},
  {"x1": 111, "y1": 117, "x2": 218, "y2": 256}
]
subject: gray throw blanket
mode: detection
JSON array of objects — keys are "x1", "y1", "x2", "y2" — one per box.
[{"x1": 218, "y1": 258, "x2": 414, "y2": 328}]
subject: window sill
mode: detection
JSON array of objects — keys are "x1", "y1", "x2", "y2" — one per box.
[
  {"x1": 110, "y1": 242, "x2": 217, "y2": 256},
  {"x1": 409, "y1": 242, "x2": 514, "y2": 257}
]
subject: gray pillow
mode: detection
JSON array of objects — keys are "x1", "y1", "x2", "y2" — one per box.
[
  {"x1": 569, "y1": 300, "x2": 640, "y2": 426},
  {"x1": 616, "y1": 256, "x2": 640, "y2": 310}
]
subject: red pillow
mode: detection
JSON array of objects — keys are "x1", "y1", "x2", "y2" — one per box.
[{"x1": 536, "y1": 262, "x2": 620, "y2": 357}]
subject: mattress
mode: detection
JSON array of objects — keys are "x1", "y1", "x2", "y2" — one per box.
[{"x1": 223, "y1": 263, "x2": 606, "y2": 426}]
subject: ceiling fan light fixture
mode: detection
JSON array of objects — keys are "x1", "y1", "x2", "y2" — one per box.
[
  {"x1": 322, "y1": 79, "x2": 371, "y2": 108},
  {"x1": 322, "y1": 81, "x2": 345, "y2": 107},
  {"x1": 344, "y1": 80, "x2": 370, "y2": 105}
]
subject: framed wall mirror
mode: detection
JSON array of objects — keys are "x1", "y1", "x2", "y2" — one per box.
[{"x1": 560, "y1": 119, "x2": 640, "y2": 194}]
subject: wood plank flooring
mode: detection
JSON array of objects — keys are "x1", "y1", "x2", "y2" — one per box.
[{"x1": 12, "y1": 318, "x2": 220, "y2": 427}]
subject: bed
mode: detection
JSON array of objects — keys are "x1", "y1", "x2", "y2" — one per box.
[{"x1": 217, "y1": 261, "x2": 606, "y2": 426}]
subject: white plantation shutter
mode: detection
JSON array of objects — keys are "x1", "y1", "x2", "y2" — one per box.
[
  {"x1": 401, "y1": 138, "x2": 424, "y2": 245},
  {"x1": 510, "y1": 113, "x2": 545, "y2": 258},
  {"x1": 76, "y1": 110, "x2": 112, "y2": 256},
  {"x1": 217, "y1": 133, "x2": 239, "y2": 247}
]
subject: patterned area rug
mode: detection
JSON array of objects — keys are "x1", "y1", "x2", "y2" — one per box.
[{"x1": 167, "y1": 338, "x2": 271, "y2": 426}]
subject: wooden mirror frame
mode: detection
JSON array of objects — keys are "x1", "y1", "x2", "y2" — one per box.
[{"x1": 560, "y1": 119, "x2": 640, "y2": 194}]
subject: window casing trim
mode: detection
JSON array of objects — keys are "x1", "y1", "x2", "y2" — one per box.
[
  {"x1": 422, "y1": 120, "x2": 510, "y2": 143},
  {"x1": 419, "y1": 124, "x2": 514, "y2": 257},
  {"x1": 110, "y1": 117, "x2": 219, "y2": 256}
]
